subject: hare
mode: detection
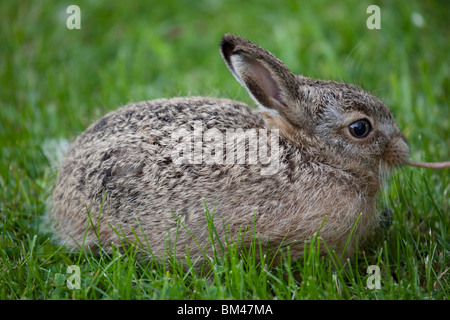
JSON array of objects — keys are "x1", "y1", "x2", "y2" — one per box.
[{"x1": 49, "y1": 34, "x2": 414, "y2": 263}]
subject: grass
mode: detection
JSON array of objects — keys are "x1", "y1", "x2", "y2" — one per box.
[{"x1": 0, "y1": 0, "x2": 448, "y2": 300}]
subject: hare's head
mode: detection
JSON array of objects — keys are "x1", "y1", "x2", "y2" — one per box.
[{"x1": 220, "y1": 34, "x2": 409, "y2": 181}]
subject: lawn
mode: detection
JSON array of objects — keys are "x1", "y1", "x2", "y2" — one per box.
[{"x1": 0, "y1": 0, "x2": 448, "y2": 300}]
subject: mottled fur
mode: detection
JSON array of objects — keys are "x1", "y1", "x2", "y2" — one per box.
[{"x1": 48, "y1": 34, "x2": 409, "y2": 263}]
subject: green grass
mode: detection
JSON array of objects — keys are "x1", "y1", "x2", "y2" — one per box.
[{"x1": 0, "y1": 0, "x2": 448, "y2": 300}]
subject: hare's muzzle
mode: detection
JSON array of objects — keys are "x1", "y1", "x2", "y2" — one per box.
[{"x1": 382, "y1": 134, "x2": 410, "y2": 168}]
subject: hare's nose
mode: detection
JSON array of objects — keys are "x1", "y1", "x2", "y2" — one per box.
[{"x1": 382, "y1": 134, "x2": 409, "y2": 167}]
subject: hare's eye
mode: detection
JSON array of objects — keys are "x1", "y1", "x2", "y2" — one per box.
[{"x1": 349, "y1": 119, "x2": 371, "y2": 138}]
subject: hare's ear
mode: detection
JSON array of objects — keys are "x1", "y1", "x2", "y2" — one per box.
[{"x1": 220, "y1": 34, "x2": 300, "y2": 117}]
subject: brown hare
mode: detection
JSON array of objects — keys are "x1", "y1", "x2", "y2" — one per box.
[{"x1": 48, "y1": 34, "x2": 448, "y2": 264}]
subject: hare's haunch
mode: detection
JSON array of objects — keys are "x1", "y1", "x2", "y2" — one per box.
[{"x1": 49, "y1": 34, "x2": 413, "y2": 262}]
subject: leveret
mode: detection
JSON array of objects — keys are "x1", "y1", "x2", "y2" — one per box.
[{"x1": 49, "y1": 34, "x2": 449, "y2": 263}]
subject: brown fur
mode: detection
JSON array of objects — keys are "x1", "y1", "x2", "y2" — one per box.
[{"x1": 48, "y1": 34, "x2": 409, "y2": 264}]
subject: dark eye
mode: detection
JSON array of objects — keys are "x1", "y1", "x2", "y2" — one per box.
[{"x1": 349, "y1": 119, "x2": 371, "y2": 138}]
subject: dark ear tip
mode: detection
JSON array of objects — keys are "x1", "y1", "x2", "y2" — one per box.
[
  {"x1": 219, "y1": 34, "x2": 236, "y2": 60},
  {"x1": 221, "y1": 33, "x2": 236, "y2": 44}
]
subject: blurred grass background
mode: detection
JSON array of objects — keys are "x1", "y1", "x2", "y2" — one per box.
[{"x1": 0, "y1": 0, "x2": 448, "y2": 299}]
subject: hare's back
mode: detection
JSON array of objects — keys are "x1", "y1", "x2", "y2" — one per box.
[{"x1": 51, "y1": 97, "x2": 265, "y2": 233}]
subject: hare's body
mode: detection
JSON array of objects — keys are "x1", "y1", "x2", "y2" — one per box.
[
  {"x1": 50, "y1": 34, "x2": 410, "y2": 262},
  {"x1": 51, "y1": 97, "x2": 377, "y2": 259}
]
